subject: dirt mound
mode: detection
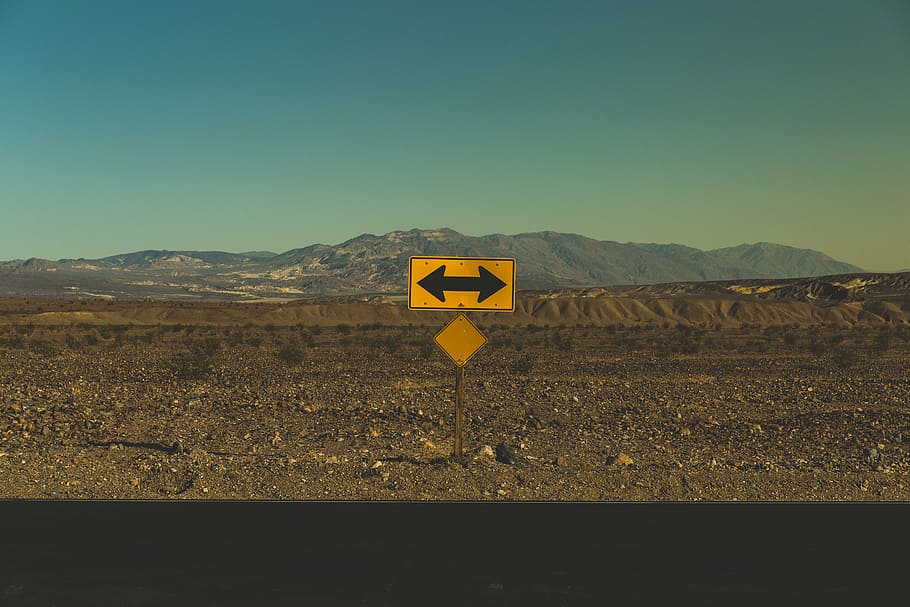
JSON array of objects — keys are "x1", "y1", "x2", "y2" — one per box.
[{"x1": 1, "y1": 291, "x2": 908, "y2": 328}]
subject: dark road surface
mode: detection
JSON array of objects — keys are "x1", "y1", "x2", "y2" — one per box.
[{"x1": 0, "y1": 501, "x2": 906, "y2": 605}]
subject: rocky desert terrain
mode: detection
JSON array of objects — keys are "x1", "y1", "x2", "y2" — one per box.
[{"x1": 2, "y1": 284, "x2": 908, "y2": 501}]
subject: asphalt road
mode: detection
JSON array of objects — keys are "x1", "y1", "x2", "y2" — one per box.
[{"x1": 1, "y1": 501, "x2": 907, "y2": 606}]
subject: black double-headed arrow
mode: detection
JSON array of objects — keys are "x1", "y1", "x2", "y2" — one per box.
[{"x1": 417, "y1": 265, "x2": 507, "y2": 303}]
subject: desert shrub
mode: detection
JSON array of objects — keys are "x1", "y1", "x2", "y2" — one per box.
[
  {"x1": 170, "y1": 339, "x2": 220, "y2": 380},
  {"x1": 551, "y1": 332, "x2": 574, "y2": 351},
  {"x1": 510, "y1": 352, "x2": 536, "y2": 375},
  {"x1": 276, "y1": 343, "x2": 305, "y2": 365},
  {"x1": 832, "y1": 346, "x2": 858, "y2": 369},
  {"x1": 873, "y1": 330, "x2": 893, "y2": 352},
  {"x1": 808, "y1": 338, "x2": 826, "y2": 357},
  {"x1": 0, "y1": 334, "x2": 26, "y2": 349},
  {"x1": 494, "y1": 335, "x2": 513, "y2": 349},
  {"x1": 64, "y1": 334, "x2": 82, "y2": 350},
  {"x1": 827, "y1": 334, "x2": 846, "y2": 347},
  {"x1": 418, "y1": 341, "x2": 434, "y2": 359},
  {"x1": 30, "y1": 339, "x2": 58, "y2": 357},
  {"x1": 363, "y1": 335, "x2": 397, "y2": 353},
  {"x1": 204, "y1": 336, "x2": 222, "y2": 354},
  {"x1": 669, "y1": 326, "x2": 703, "y2": 354},
  {"x1": 747, "y1": 340, "x2": 768, "y2": 353}
]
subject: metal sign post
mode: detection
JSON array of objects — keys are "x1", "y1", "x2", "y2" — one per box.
[{"x1": 455, "y1": 365, "x2": 465, "y2": 457}]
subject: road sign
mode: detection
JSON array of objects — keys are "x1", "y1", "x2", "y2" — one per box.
[
  {"x1": 433, "y1": 313, "x2": 487, "y2": 367},
  {"x1": 408, "y1": 257, "x2": 516, "y2": 312}
]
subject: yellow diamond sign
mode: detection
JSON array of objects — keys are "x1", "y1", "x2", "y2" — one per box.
[{"x1": 434, "y1": 313, "x2": 487, "y2": 367}]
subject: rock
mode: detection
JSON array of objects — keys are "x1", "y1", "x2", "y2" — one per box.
[
  {"x1": 422, "y1": 439, "x2": 436, "y2": 451},
  {"x1": 495, "y1": 443, "x2": 517, "y2": 465},
  {"x1": 476, "y1": 445, "x2": 494, "y2": 457},
  {"x1": 189, "y1": 448, "x2": 208, "y2": 462},
  {"x1": 864, "y1": 447, "x2": 882, "y2": 468},
  {"x1": 607, "y1": 452, "x2": 633, "y2": 467},
  {"x1": 572, "y1": 396, "x2": 579, "y2": 403},
  {"x1": 170, "y1": 441, "x2": 185, "y2": 455},
  {"x1": 555, "y1": 455, "x2": 569, "y2": 467},
  {"x1": 324, "y1": 455, "x2": 339, "y2": 464}
]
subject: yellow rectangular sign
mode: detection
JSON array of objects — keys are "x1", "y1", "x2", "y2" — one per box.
[{"x1": 408, "y1": 256, "x2": 516, "y2": 312}]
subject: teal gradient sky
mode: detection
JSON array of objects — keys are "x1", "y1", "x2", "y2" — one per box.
[{"x1": 1, "y1": 1, "x2": 908, "y2": 270}]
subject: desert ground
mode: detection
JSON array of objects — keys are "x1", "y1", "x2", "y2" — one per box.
[{"x1": 1, "y1": 294, "x2": 909, "y2": 500}]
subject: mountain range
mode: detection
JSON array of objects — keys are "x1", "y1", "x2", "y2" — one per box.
[{"x1": 0, "y1": 228, "x2": 867, "y2": 300}]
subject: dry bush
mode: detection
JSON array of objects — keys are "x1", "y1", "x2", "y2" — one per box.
[
  {"x1": 873, "y1": 330, "x2": 894, "y2": 352},
  {"x1": 832, "y1": 346, "x2": 858, "y2": 369},
  {"x1": 30, "y1": 339, "x2": 58, "y2": 357},
  {"x1": 170, "y1": 337, "x2": 222, "y2": 380},
  {"x1": 510, "y1": 352, "x2": 536, "y2": 375},
  {"x1": 276, "y1": 343, "x2": 305, "y2": 366},
  {"x1": 551, "y1": 332, "x2": 574, "y2": 352}
]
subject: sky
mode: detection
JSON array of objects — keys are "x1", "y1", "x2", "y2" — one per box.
[{"x1": 0, "y1": 1, "x2": 908, "y2": 271}]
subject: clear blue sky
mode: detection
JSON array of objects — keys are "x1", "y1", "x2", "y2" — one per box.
[{"x1": 1, "y1": 0, "x2": 908, "y2": 270}]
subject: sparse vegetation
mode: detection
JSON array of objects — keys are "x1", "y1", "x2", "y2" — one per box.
[
  {"x1": 276, "y1": 343, "x2": 306, "y2": 366},
  {"x1": 832, "y1": 346, "x2": 858, "y2": 369},
  {"x1": 170, "y1": 337, "x2": 222, "y2": 380},
  {"x1": 873, "y1": 330, "x2": 894, "y2": 352},
  {"x1": 551, "y1": 331, "x2": 574, "y2": 351},
  {"x1": 30, "y1": 339, "x2": 58, "y2": 357},
  {"x1": 510, "y1": 352, "x2": 535, "y2": 375}
]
